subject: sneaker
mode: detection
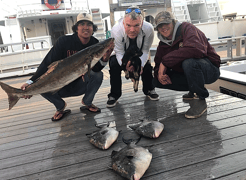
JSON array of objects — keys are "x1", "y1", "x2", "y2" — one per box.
[
  {"x1": 182, "y1": 92, "x2": 198, "y2": 100},
  {"x1": 185, "y1": 99, "x2": 207, "y2": 119},
  {"x1": 146, "y1": 89, "x2": 159, "y2": 101},
  {"x1": 107, "y1": 96, "x2": 118, "y2": 108}
]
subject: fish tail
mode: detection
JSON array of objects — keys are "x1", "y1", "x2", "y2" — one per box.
[{"x1": 0, "y1": 82, "x2": 21, "y2": 110}]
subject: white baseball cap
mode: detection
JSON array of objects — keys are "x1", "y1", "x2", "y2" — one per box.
[{"x1": 77, "y1": 12, "x2": 93, "y2": 24}]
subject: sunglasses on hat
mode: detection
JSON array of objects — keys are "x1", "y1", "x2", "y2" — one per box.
[{"x1": 125, "y1": 8, "x2": 141, "y2": 14}]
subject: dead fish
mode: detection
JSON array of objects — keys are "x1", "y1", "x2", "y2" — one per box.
[
  {"x1": 0, "y1": 38, "x2": 114, "y2": 110},
  {"x1": 86, "y1": 123, "x2": 119, "y2": 150},
  {"x1": 129, "y1": 119, "x2": 164, "y2": 138},
  {"x1": 111, "y1": 137, "x2": 152, "y2": 180}
]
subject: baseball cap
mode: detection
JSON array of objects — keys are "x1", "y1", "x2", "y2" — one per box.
[
  {"x1": 77, "y1": 12, "x2": 93, "y2": 24},
  {"x1": 155, "y1": 11, "x2": 175, "y2": 27}
]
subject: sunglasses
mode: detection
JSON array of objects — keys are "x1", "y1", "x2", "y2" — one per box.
[{"x1": 125, "y1": 8, "x2": 142, "y2": 14}]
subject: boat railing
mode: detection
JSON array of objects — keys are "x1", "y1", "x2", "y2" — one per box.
[
  {"x1": 17, "y1": 0, "x2": 89, "y2": 17},
  {"x1": 0, "y1": 39, "x2": 50, "y2": 75},
  {"x1": 209, "y1": 36, "x2": 246, "y2": 63},
  {"x1": 150, "y1": 35, "x2": 246, "y2": 64}
]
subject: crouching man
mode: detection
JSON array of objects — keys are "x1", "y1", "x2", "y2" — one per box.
[{"x1": 153, "y1": 11, "x2": 221, "y2": 119}]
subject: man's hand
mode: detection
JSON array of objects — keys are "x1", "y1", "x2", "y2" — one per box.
[
  {"x1": 21, "y1": 83, "x2": 32, "y2": 99},
  {"x1": 81, "y1": 73, "x2": 85, "y2": 82},
  {"x1": 158, "y1": 63, "x2": 172, "y2": 85},
  {"x1": 126, "y1": 61, "x2": 134, "y2": 72},
  {"x1": 102, "y1": 43, "x2": 114, "y2": 62}
]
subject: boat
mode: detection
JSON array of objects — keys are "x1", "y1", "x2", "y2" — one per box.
[
  {"x1": 0, "y1": 0, "x2": 109, "y2": 78},
  {"x1": 0, "y1": 0, "x2": 245, "y2": 99}
]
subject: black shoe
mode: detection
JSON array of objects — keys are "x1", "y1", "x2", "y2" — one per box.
[
  {"x1": 146, "y1": 89, "x2": 159, "y2": 101},
  {"x1": 182, "y1": 92, "x2": 198, "y2": 100},
  {"x1": 185, "y1": 99, "x2": 207, "y2": 119},
  {"x1": 107, "y1": 96, "x2": 118, "y2": 108}
]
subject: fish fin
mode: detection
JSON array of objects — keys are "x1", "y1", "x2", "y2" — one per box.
[
  {"x1": 108, "y1": 121, "x2": 116, "y2": 128},
  {"x1": 129, "y1": 124, "x2": 139, "y2": 130},
  {"x1": 36, "y1": 61, "x2": 60, "y2": 82},
  {"x1": 0, "y1": 82, "x2": 21, "y2": 110},
  {"x1": 47, "y1": 60, "x2": 60, "y2": 69}
]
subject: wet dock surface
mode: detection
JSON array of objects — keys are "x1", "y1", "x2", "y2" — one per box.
[{"x1": 1, "y1": 71, "x2": 246, "y2": 180}]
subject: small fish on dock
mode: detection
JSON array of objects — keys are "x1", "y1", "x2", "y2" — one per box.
[
  {"x1": 86, "y1": 122, "x2": 119, "y2": 150},
  {"x1": 111, "y1": 137, "x2": 152, "y2": 180},
  {"x1": 129, "y1": 119, "x2": 164, "y2": 138}
]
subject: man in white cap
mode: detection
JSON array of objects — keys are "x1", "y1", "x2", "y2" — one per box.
[
  {"x1": 107, "y1": 6, "x2": 159, "y2": 108},
  {"x1": 21, "y1": 12, "x2": 113, "y2": 121}
]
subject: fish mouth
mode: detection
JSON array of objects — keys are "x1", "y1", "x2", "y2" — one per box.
[{"x1": 95, "y1": 38, "x2": 114, "y2": 59}]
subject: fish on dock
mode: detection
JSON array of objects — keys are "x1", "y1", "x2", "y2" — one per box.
[
  {"x1": 86, "y1": 123, "x2": 119, "y2": 150},
  {"x1": 129, "y1": 119, "x2": 164, "y2": 138},
  {"x1": 111, "y1": 137, "x2": 152, "y2": 180},
  {"x1": 0, "y1": 38, "x2": 114, "y2": 110}
]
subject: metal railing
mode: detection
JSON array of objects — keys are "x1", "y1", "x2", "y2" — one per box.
[
  {"x1": 210, "y1": 36, "x2": 246, "y2": 63},
  {"x1": 0, "y1": 39, "x2": 51, "y2": 74}
]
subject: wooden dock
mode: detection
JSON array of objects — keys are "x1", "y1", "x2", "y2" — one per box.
[{"x1": 1, "y1": 70, "x2": 246, "y2": 180}]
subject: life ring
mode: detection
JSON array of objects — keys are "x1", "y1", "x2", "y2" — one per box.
[{"x1": 44, "y1": 0, "x2": 62, "y2": 10}]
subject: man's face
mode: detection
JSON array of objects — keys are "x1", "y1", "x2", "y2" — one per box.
[
  {"x1": 123, "y1": 16, "x2": 142, "y2": 39},
  {"x1": 157, "y1": 23, "x2": 174, "y2": 38},
  {"x1": 77, "y1": 21, "x2": 93, "y2": 39}
]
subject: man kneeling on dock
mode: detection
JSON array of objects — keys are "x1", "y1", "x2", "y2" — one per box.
[
  {"x1": 20, "y1": 12, "x2": 113, "y2": 121},
  {"x1": 153, "y1": 11, "x2": 221, "y2": 119}
]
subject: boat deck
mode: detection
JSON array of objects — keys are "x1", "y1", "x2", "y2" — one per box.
[{"x1": 1, "y1": 71, "x2": 246, "y2": 180}]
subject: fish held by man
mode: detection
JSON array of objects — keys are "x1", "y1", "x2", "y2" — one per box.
[
  {"x1": 129, "y1": 119, "x2": 164, "y2": 138},
  {"x1": 86, "y1": 122, "x2": 119, "y2": 150},
  {"x1": 111, "y1": 137, "x2": 152, "y2": 180},
  {"x1": 0, "y1": 38, "x2": 115, "y2": 110}
]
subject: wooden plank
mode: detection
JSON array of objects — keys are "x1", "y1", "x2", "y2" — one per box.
[
  {"x1": 1, "y1": 75, "x2": 246, "y2": 180},
  {"x1": 0, "y1": 93, "x2": 245, "y2": 152},
  {"x1": 4, "y1": 127, "x2": 246, "y2": 180},
  {"x1": 1, "y1": 103, "x2": 246, "y2": 179},
  {"x1": 0, "y1": 93, "x2": 244, "y2": 150}
]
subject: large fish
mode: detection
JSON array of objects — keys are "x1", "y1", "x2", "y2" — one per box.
[
  {"x1": 0, "y1": 38, "x2": 114, "y2": 110},
  {"x1": 111, "y1": 137, "x2": 152, "y2": 180},
  {"x1": 129, "y1": 119, "x2": 164, "y2": 138},
  {"x1": 86, "y1": 122, "x2": 119, "y2": 150}
]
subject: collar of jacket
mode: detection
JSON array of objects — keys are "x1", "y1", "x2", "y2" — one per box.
[{"x1": 157, "y1": 21, "x2": 182, "y2": 46}]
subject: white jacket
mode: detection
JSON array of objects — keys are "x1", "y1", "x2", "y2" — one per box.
[{"x1": 111, "y1": 19, "x2": 154, "y2": 67}]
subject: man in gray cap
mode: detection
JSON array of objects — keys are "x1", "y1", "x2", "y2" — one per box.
[
  {"x1": 153, "y1": 11, "x2": 221, "y2": 119},
  {"x1": 21, "y1": 12, "x2": 113, "y2": 121}
]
